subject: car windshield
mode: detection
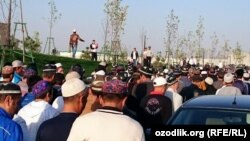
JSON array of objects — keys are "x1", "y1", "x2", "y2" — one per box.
[{"x1": 170, "y1": 108, "x2": 250, "y2": 125}]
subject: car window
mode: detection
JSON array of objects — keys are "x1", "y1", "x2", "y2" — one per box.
[{"x1": 170, "y1": 108, "x2": 250, "y2": 125}]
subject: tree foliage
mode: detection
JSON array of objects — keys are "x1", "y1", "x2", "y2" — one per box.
[
  {"x1": 24, "y1": 32, "x2": 42, "y2": 53},
  {"x1": 232, "y1": 42, "x2": 245, "y2": 64},
  {"x1": 165, "y1": 9, "x2": 180, "y2": 65}
]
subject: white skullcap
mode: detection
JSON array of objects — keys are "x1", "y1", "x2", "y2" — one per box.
[
  {"x1": 95, "y1": 70, "x2": 105, "y2": 76},
  {"x1": 224, "y1": 73, "x2": 234, "y2": 83},
  {"x1": 61, "y1": 78, "x2": 86, "y2": 97},
  {"x1": 205, "y1": 77, "x2": 213, "y2": 85},
  {"x1": 55, "y1": 63, "x2": 62, "y2": 68},
  {"x1": 65, "y1": 71, "x2": 80, "y2": 81}
]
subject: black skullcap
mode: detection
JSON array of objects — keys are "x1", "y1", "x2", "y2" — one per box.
[{"x1": 0, "y1": 82, "x2": 21, "y2": 95}]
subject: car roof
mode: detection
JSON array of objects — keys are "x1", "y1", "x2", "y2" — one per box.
[{"x1": 182, "y1": 95, "x2": 250, "y2": 110}]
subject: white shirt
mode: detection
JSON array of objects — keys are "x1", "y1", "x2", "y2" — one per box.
[
  {"x1": 91, "y1": 43, "x2": 98, "y2": 53},
  {"x1": 132, "y1": 51, "x2": 137, "y2": 59},
  {"x1": 52, "y1": 96, "x2": 64, "y2": 112},
  {"x1": 67, "y1": 108, "x2": 145, "y2": 141},
  {"x1": 146, "y1": 50, "x2": 153, "y2": 57},
  {"x1": 165, "y1": 87, "x2": 183, "y2": 112},
  {"x1": 16, "y1": 101, "x2": 59, "y2": 141},
  {"x1": 143, "y1": 51, "x2": 147, "y2": 59}
]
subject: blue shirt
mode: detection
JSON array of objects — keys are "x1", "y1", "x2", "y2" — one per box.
[
  {"x1": 0, "y1": 108, "x2": 23, "y2": 141},
  {"x1": 12, "y1": 72, "x2": 22, "y2": 84}
]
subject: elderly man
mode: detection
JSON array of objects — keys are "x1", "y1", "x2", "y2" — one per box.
[
  {"x1": 36, "y1": 78, "x2": 88, "y2": 141},
  {"x1": 67, "y1": 79, "x2": 145, "y2": 141},
  {"x1": 216, "y1": 73, "x2": 242, "y2": 96},
  {"x1": 0, "y1": 83, "x2": 23, "y2": 141},
  {"x1": 1, "y1": 65, "x2": 14, "y2": 83}
]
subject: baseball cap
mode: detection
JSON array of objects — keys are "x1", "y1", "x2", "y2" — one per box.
[
  {"x1": 0, "y1": 82, "x2": 21, "y2": 95},
  {"x1": 102, "y1": 80, "x2": 127, "y2": 95},
  {"x1": 224, "y1": 73, "x2": 234, "y2": 83},
  {"x1": 61, "y1": 78, "x2": 86, "y2": 97},
  {"x1": 12, "y1": 60, "x2": 23, "y2": 68},
  {"x1": 32, "y1": 80, "x2": 52, "y2": 98},
  {"x1": 153, "y1": 77, "x2": 167, "y2": 87}
]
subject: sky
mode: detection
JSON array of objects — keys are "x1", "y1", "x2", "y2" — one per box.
[{"x1": 3, "y1": 0, "x2": 250, "y2": 56}]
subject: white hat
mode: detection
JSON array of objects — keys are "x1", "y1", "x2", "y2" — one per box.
[
  {"x1": 99, "y1": 61, "x2": 107, "y2": 67},
  {"x1": 205, "y1": 77, "x2": 213, "y2": 85},
  {"x1": 163, "y1": 69, "x2": 169, "y2": 74},
  {"x1": 72, "y1": 29, "x2": 76, "y2": 32},
  {"x1": 201, "y1": 71, "x2": 207, "y2": 75},
  {"x1": 61, "y1": 78, "x2": 86, "y2": 97},
  {"x1": 224, "y1": 73, "x2": 234, "y2": 83},
  {"x1": 153, "y1": 77, "x2": 167, "y2": 87},
  {"x1": 95, "y1": 70, "x2": 105, "y2": 76},
  {"x1": 243, "y1": 73, "x2": 250, "y2": 78},
  {"x1": 55, "y1": 63, "x2": 62, "y2": 68},
  {"x1": 12, "y1": 60, "x2": 23, "y2": 68},
  {"x1": 65, "y1": 71, "x2": 80, "y2": 81}
]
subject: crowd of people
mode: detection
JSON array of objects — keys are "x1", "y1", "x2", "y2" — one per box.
[{"x1": 0, "y1": 58, "x2": 250, "y2": 141}]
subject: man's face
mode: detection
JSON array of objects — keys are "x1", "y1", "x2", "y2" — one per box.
[{"x1": 57, "y1": 67, "x2": 64, "y2": 74}]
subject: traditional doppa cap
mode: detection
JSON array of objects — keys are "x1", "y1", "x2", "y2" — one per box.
[
  {"x1": 0, "y1": 83, "x2": 21, "y2": 95},
  {"x1": 61, "y1": 78, "x2": 86, "y2": 97},
  {"x1": 224, "y1": 73, "x2": 234, "y2": 83},
  {"x1": 65, "y1": 71, "x2": 81, "y2": 81}
]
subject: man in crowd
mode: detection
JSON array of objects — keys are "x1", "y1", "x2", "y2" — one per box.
[
  {"x1": 36, "y1": 78, "x2": 88, "y2": 141},
  {"x1": 131, "y1": 47, "x2": 139, "y2": 67},
  {"x1": 216, "y1": 73, "x2": 242, "y2": 96},
  {"x1": 165, "y1": 73, "x2": 182, "y2": 112},
  {"x1": 90, "y1": 40, "x2": 98, "y2": 61},
  {"x1": 140, "y1": 77, "x2": 172, "y2": 129},
  {"x1": 16, "y1": 80, "x2": 59, "y2": 141},
  {"x1": 12, "y1": 60, "x2": 24, "y2": 84},
  {"x1": 69, "y1": 29, "x2": 84, "y2": 58},
  {"x1": 1, "y1": 65, "x2": 14, "y2": 83},
  {"x1": 146, "y1": 46, "x2": 153, "y2": 67},
  {"x1": 0, "y1": 83, "x2": 23, "y2": 141},
  {"x1": 67, "y1": 79, "x2": 145, "y2": 141}
]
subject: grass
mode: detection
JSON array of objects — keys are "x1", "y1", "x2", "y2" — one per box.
[{"x1": 0, "y1": 49, "x2": 99, "y2": 76}]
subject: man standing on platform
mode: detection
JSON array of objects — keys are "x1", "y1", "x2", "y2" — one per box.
[
  {"x1": 69, "y1": 29, "x2": 84, "y2": 58},
  {"x1": 90, "y1": 40, "x2": 98, "y2": 61},
  {"x1": 131, "y1": 48, "x2": 139, "y2": 66}
]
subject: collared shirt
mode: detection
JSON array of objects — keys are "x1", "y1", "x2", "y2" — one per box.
[
  {"x1": 0, "y1": 108, "x2": 23, "y2": 141},
  {"x1": 67, "y1": 106, "x2": 145, "y2": 141}
]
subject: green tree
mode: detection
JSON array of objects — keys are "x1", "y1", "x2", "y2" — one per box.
[
  {"x1": 24, "y1": 32, "x2": 42, "y2": 53},
  {"x1": 232, "y1": 42, "x2": 245, "y2": 65},
  {"x1": 165, "y1": 9, "x2": 180, "y2": 66},
  {"x1": 104, "y1": 0, "x2": 128, "y2": 63},
  {"x1": 195, "y1": 16, "x2": 205, "y2": 63},
  {"x1": 210, "y1": 32, "x2": 219, "y2": 61}
]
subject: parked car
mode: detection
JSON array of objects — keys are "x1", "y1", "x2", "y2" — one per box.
[{"x1": 167, "y1": 95, "x2": 250, "y2": 125}]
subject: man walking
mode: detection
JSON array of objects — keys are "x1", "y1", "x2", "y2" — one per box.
[{"x1": 69, "y1": 29, "x2": 84, "y2": 58}]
